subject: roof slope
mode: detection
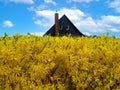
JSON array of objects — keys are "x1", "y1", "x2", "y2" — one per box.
[{"x1": 44, "y1": 15, "x2": 84, "y2": 36}]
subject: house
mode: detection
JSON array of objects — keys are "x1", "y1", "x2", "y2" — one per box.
[{"x1": 44, "y1": 13, "x2": 84, "y2": 37}]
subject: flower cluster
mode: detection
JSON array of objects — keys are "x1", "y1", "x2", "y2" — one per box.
[{"x1": 0, "y1": 34, "x2": 120, "y2": 90}]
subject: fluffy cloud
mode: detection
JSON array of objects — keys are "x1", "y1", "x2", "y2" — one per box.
[
  {"x1": 34, "y1": 8, "x2": 85, "y2": 27},
  {"x1": 109, "y1": 0, "x2": 120, "y2": 13},
  {"x1": 35, "y1": 10, "x2": 55, "y2": 26},
  {"x1": 3, "y1": 20, "x2": 14, "y2": 28},
  {"x1": 97, "y1": 16, "x2": 120, "y2": 32},
  {"x1": 5, "y1": 0, "x2": 34, "y2": 4},
  {"x1": 78, "y1": 15, "x2": 120, "y2": 32},
  {"x1": 34, "y1": 8, "x2": 120, "y2": 33},
  {"x1": 59, "y1": 8, "x2": 85, "y2": 21},
  {"x1": 44, "y1": 0, "x2": 56, "y2": 5}
]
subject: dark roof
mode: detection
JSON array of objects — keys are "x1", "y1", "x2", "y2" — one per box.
[{"x1": 44, "y1": 15, "x2": 84, "y2": 36}]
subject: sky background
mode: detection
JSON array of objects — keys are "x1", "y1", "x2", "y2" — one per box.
[{"x1": 0, "y1": 0, "x2": 120, "y2": 37}]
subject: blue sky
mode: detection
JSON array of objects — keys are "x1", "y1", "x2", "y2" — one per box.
[{"x1": 0, "y1": 0, "x2": 120, "y2": 37}]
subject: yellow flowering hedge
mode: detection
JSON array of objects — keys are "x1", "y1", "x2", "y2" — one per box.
[{"x1": 0, "y1": 34, "x2": 120, "y2": 90}]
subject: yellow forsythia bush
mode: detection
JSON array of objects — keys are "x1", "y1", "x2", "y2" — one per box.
[{"x1": 0, "y1": 34, "x2": 120, "y2": 90}]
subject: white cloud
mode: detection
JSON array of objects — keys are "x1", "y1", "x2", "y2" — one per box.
[
  {"x1": 68, "y1": 0, "x2": 99, "y2": 3},
  {"x1": 36, "y1": 5, "x2": 47, "y2": 10},
  {"x1": 34, "y1": 10, "x2": 55, "y2": 26},
  {"x1": 35, "y1": 10, "x2": 55, "y2": 18},
  {"x1": 44, "y1": 0, "x2": 56, "y2": 5},
  {"x1": 83, "y1": 32, "x2": 91, "y2": 36},
  {"x1": 77, "y1": 15, "x2": 120, "y2": 33},
  {"x1": 7, "y1": 0, "x2": 34, "y2": 4},
  {"x1": 33, "y1": 8, "x2": 120, "y2": 33},
  {"x1": 97, "y1": 16, "x2": 120, "y2": 32},
  {"x1": 28, "y1": 5, "x2": 48, "y2": 12},
  {"x1": 34, "y1": 19, "x2": 49, "y2": 27},
  {"x1": 3, "y1": 20, "x2": 14, "y2": 28},
  {"x1": 34, "y1": 8, "x2": 85, "y2": 27},
  {"x1": 76, "y1": 17, "x2": 98, "y2": 32},
  {"x1": 109, "y1": 0, "x2": 120, "y2": 13},
  {"x1": 59, "y1": 8, "x2": 85, "y2": 21},
  {"x1": 30, "y1": 32, "x2": 45, "y2": 36}
]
